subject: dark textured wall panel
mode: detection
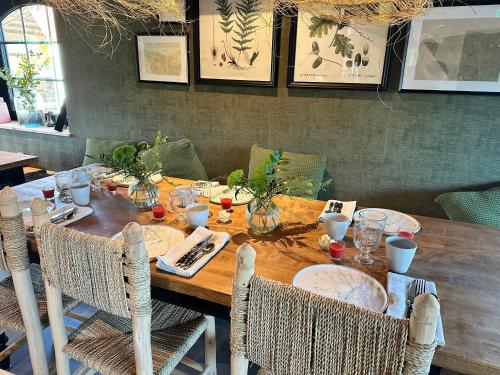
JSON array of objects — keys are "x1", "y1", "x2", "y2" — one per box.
[{"x1": 0, "y1": 15, "x2": 499, "y2": 218}]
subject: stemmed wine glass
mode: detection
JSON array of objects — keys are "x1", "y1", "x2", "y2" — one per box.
[
  {"x1": 353, "y1": 210, "x2": 387, "y2": 264},
  {"x1": 169, "y1": 189, "x2": 194, "y2": 225}
]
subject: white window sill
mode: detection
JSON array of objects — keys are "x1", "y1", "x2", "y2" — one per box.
[{"x1": 0, "y1": 121, "x2": 71, "y2": 137}]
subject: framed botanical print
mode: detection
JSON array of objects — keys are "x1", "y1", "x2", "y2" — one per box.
[
  {"x1": 135, "y1": 33, "x2": 189, "y2": 85},
  {"x1": 158, "y1": 0, "x2": 187, "y2": 23},
  {"x1": 400, "y1": 4, "x2": 500, "y2": 93},
  {"x1": 194, "y1": 0, "x2": 280, "y2": 87},
  {"x1": 288, "y1": 11, "x2": 392, "y2": 89}
]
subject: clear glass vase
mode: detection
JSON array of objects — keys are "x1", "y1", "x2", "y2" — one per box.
[
  {"x1": 17, "y1": 110, "x2": 43, "y2": 128},
  {"x1": 128, "y1": 179, "x2": 159, "y2": 209},
  {"x1": 246, "y1": 198, "x2": 280, "y2": 234}
]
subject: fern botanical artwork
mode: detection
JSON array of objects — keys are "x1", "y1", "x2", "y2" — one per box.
[
  {"x1": 195, "y1": 0, "x2": 279, "y2": 86},
  {"x1": 288, "y1": 11, "x2": 392, "y2": 89}
]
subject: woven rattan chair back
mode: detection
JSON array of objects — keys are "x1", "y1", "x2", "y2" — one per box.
[
  {"x1": 0, "y1": 188, "x2": 49, "y2": 375},
  {"x1": 230, "y1": 244, "x2": 440, "y2": 375},
  {"x1": 31, "y1": 197, "x2": 153, "y2": 375}
]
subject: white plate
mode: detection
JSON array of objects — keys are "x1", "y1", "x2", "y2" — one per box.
[
  {"x1": 112, "y1": 225, "x2": 184, "y2": 260},
  {"x1": 209, "y1": 185, "x2": 253, "y2": 206},
  {"x1": 110, "y1": 173, "x2": 163, "y2": 187},
  {"x1": 18, "y1": 200, "x2": 55, "y2": 213},
  {"x1": 293, "y1": 264, "x2": 388, "y2": 312},
  {"x1": 353, "y1": 208, "x2": 421, "y2": 236}
]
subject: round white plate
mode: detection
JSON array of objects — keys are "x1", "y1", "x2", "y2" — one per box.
[
  {"x1": 18, "y1": 200, "x2": 55, "y2": 213},
  {"x1": 112, "y1": 225, "x2": 184, "y2": 260},
  {"x1": 353, "y1": 208, "x2": 420, "y2": 236},
  {"x1": 110, "y1": 173, "x2": 163, "y2": 187},
  {"x1": 209, "y1": 185, "x2": 253, "y2": 206},
  {"x1": 293, "y1": 264, "x2": 388, "y2": 312}
]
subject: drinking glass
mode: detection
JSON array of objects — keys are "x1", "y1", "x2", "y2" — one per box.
[
  {"x1": 55, "y1": 171, "x2": 74, "y2": 203},
  {"x1": 353, "y1": 218, "x2": 384, "y2": 264},
  {"x1": 359, "y1": 210, "x2": 387, "y2": 231},
  {"x1": 87, "y1": 164, "x2": 107, "y2": 191},
  {"x1": 169, "y1": 189, "x2": 194, "y2": 224}
]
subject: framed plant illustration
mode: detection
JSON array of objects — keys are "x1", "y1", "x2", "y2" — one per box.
[
  {"x1": 194, "y1": 0, "x2": 280, "y2": 87},
  {"x1": 288, "y1": 11, "x2": 392, "y2": 89},
  {"x1": 135, "y1": 33, "x2": 189, "y2": 85},
  {"x1": 400, "y1": 4, "x2": 500, "y2": 94}
]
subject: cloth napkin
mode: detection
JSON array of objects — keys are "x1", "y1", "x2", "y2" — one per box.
[
  {"x1": 22, "y1": 203, "x2": 94, "y2": 228},
  {"x1": 156, "y1": 226, "x2": 230, "y2": 278},
  {"x1": 386, "y1": 272, "x2": 445, "y2": 346},
  {"x1": 318, "y1": 200, "x2": 357, "y2": 222}
]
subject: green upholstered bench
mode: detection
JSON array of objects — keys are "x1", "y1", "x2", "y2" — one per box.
[
  {"x1": 434, "y1": 186, "x2": 500, "y2": 228},
  {"x1": 249, "y1": 144, "x2": 326, "y2": 199}
]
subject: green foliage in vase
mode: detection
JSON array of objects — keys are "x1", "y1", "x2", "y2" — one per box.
[
  {"x1": 216, "y1": 0, "x2": 234, "y2": 34},
  {"x1": 95, "y1": 131, "x2": 168, "y2": 184},
  {"x1": 332, "y1": 34, "x2": 354, "y2": 58},
  {"x1": 227, "y1": 149, "x2": 330, "y2": 207},
  {"x1": 232, "y1": 0, "x2": 261, "y2": 54},
  {"x1": 0, "y1": 47, "x2": 50, "y2": 113}
]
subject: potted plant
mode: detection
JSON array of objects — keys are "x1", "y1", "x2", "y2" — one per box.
[
  {"x1": 228, "y1": 150, "x2": 330, "y2": 234},
  {"x1": 0, "y1": 48, "x2": 50, "y2": 127},
  {"x1": 95, "y1": 132, "x2": 167, "y2": 208}
]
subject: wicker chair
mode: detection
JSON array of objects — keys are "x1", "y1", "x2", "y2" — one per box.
[
  {"x1": 30, "y1": 198, "x2": 217, "y2": 375},
  {"x1": 230, "y1": 244, "x2": 440, "y2": 375},
  {"x1": 0, "y1": 187, "x2": 79, "y2": 375}
]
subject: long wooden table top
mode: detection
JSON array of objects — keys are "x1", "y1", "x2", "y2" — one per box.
[
  {"x1": 16, "y1": 177, "x2": 500, "y2": 375},
  {"x1": 0, "y1": 151, "x2": 38, "y2": 172}
]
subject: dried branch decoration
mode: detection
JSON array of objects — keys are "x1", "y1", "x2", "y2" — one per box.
[
  {"x1": 41, "y1": 0, "x2": 185, "y2": 50},
  {"x1": 273, "y1": 0, "x2": 433, "y2": 25}
]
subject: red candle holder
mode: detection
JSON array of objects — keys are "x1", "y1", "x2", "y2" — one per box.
[
  {"x1": 329, "y1": 240, "x2": 345, "y2": 261},
  {"x1": 220, "y1": 197, "x2": 232, "y2": 210},
  {"x1": 106, "y1": 181, "x2": 118, "y2": 194},
  {"x1": 152, "y1": 204, "x2": 165, "y2": 221}
]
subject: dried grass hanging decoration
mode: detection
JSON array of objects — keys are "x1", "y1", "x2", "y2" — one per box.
[
  {"x1": 273, "y1": 0, "x2": 433, "y2": 25},
  {"x1": 41, "y1": 0, "x2": 185, "y2": 51}
]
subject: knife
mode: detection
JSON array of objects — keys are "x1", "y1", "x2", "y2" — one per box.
[
  {"x1": 175, "y1": 235, "x2": 212, "y2": 267},
  {"x1": 406, "y1": 280, "x2": 417, "y2": 318}
]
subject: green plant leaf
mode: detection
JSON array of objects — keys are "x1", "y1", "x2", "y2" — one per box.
[
  {"x1": 332, "y1": 34, "x2": 354, "y2": 58},
  {"x1": 308, "y1": 17, "x2": 337, "y2": 38}
]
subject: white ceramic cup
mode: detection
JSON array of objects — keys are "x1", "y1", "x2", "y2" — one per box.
[
  {"x1": 324, "y1": 213, "x2": 351, "y2": 241},
  {"x1": 186, "y1": 202, "x2": 209, "y2": 229},
  {"x1": 69, "y1": 183, "x2": 90, "y2": 206},
  {"x1": 385, "y1": 236, "x2": 417, "y2": 273}
]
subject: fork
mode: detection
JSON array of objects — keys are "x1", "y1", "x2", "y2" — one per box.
[
  {"x1": 182, "y1": 237, "x2": 217, "y2": 269},
  {"x1": 415, "y1": 278, "x2": 427, "y2": 296}
]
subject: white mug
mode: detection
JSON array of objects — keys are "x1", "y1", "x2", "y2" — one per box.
[
  {"x1": 186, "y1": 202, "x2": 209, "y2": 229},
  {"x1": 385, "y1": 236, "x2": 417, "y2": 273},
  {"x1": 324, "y1": 213, "x2": 350, "y2": 241},
  {"x1": 69, "y1": 183, "x2": 90, "y2": 206}
]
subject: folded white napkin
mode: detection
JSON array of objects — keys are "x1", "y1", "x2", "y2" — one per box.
[
  {"x1": 386, "y1": 272, "x2": 445, "y2": 346},
  {"x1": 22, "y1": 203, "x2": 94, "y2": 228},
  {"x1": 318, "y1": 200, "x2": 357, "y2": 222},
  {"x1": 156, "y1": 226, "x2": 230, "y2": 278}
]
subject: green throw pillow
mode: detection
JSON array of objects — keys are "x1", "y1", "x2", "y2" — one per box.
[
  {"x1": 249, "y1": 144, "x2": 326, "y2": 198},
  {"x1": 142, "y1": 139, "x2": 208, "y2": 181},
  {"x1": 82, "y1": 138, "x2": 127, "y2": 166},
  {"x1": 434, "y1": 186, "x2": 500, "y2": 228}
]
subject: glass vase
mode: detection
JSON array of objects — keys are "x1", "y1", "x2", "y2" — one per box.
[
  {"x1": 17, "y1": 110, "x2": 43, "y2": 128},
  {"x1": 128, "y1": 178, "x2": 159, "y2": 209},
  {"x1": 246, "y1": 198, "x2": 280, "y2": 234}
]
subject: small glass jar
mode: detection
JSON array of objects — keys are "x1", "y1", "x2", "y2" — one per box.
[{"x1": 329, "y1": 240, "x2": 345, "y2": 261}]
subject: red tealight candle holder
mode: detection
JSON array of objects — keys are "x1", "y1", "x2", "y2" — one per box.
[
  {"x1": 106, "y1": 181, "x2": 118, "y2": 193},
  {"x1": 42, "y1": 187, "x2": 55, "y2": 200},
  {"x1": 398, "y1": 229, "x2": 415, "y2": 240},
  {"x1": 329, "y1": 240, "x2": 345, "y2": 261},
  {"x1": 220, "y1": 197, "x2": 232, "y2": 210},
  {"x1": 152, "y1": 204, "x2": 165, "y2": 221}
]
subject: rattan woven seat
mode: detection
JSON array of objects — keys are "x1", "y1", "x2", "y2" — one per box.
[
  {"x1": 0, "y1": 264, "x2": 78, "y2": 332},
  {"x1": 64, "y1": 300, "x2": 207, "y2": 375}
]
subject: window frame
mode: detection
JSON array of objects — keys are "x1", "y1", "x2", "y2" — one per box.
[{"x1": 0, "y1": 5, "x2": 64, "y2": 118}]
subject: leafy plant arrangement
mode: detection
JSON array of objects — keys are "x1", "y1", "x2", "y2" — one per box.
[
  {"x1": 0, "y1": 48, "x2": 50, "y2": 113},
  {"x1": 227, "y1": 150, "x2": 330, "y2": 233},
  {"x1": 95, "y1": 132, "x2": 167, "y2": 183}
]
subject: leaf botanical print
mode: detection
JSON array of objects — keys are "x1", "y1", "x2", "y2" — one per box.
[
  {"x1": 308, "y1": 17, "x2": 337, "y2": 38},
  {"x1": 332, "y1": 34, "x2": 354, "y2": 58},
  {"x1": 215, "y1": 0, "x2": 234, "y2": 34},
  {"x1": 232, "y1": 0, "x2": 261, "y2": 56}
]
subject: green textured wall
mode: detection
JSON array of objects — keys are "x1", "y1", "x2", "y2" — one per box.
[{"x1": 1, "y1": 14, "x2": 499, "y2": 218}]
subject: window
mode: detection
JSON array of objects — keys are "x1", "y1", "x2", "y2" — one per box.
[{"x1": 0, "y1": 5, "x2": 64, "y2": 114}]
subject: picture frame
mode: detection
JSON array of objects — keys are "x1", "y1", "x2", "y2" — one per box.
[
  {"x1": 193, "y1": 0, "x2": 280, "y2": 87},
  {"x1": 135, "y1": 33, "x2": 190, "y2": 85},
  {"x1": 400, "y1": 4, "x2": 500, "y2": 94},
  {"x1": 158, "y1": 0, "x2": 187, "y2": 23},
  {"x1": 287, "y1": 11, "x2": 392, "y2": 90}
]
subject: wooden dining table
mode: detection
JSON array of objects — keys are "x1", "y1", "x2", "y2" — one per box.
[
  {"x1": 0, "y1": 150, "x2": 38, "y2": 188},
  {"x1": 14, "y1": 176, "x2": 500, "y2": 375}
]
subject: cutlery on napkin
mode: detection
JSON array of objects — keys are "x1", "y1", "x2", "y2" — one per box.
[
  {"x1": 23, "y1": 203, "x2": 94, "y2": 229},
  {"x1": 386, "y1": 272, "x2": 445, "y2": 346},
  {"x1": 318, "y1": 200, "x2": 357, "y2": 223},
  {"x1": 156, "y1": 226, "x2": 230, "y2": 278}
]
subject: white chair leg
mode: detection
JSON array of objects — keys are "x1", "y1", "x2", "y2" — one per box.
[{"x1": 204, "y1": 315, "x2": 217, "y2": 375}]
